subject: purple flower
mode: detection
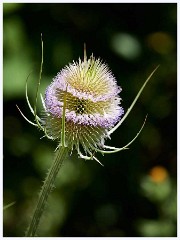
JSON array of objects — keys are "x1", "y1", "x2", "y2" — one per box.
[{"x1": 44, "y1": 55, "x2": 124, "y2": 154}]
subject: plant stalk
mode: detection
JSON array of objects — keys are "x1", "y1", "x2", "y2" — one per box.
[{"x1": 26, "y1": 146, "x2": 69, "y2": 237}]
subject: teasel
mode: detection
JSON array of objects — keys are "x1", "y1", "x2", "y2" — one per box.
[{"x1": 17, "y1": 36, "x2": 159, "y2": 236}]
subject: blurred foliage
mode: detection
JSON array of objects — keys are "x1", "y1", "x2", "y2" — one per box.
[{"x1": 3, "y1": 3, "x2": 177, "y2": 237}]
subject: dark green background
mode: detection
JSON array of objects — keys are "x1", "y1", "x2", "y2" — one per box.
[{"x1": 3, "y1": 3, "x2": 177, "y2": 237}]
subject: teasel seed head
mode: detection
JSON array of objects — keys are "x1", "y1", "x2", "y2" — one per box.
[{"x1": 44, "y1": 55, "x2": 124, "y2": 155}]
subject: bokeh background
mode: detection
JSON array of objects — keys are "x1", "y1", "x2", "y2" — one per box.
[{"x1": 3, "y1": 3, "x2": 177, "y2": 237}]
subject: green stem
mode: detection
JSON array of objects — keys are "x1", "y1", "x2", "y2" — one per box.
[{"x1": 26, "y1": 146, "x2": 69, "y2": 237}]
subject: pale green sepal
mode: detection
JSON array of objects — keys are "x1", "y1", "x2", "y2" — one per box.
[
  {"x1": 102, "y1": 145, "x2": 128, "y2": 150},
  {"x1": 25, "y1": 73, "x2": 42, "y2": 124},
  {"x1": 34, "y1": 33, "x2": 43, "y2": 119},
  {"x1": 40, "y1": 93, "x2": 47, "y2": 112},
  {"x1": 16, "y1": 105, "x2": 38, "y2": 126},
  {"x1": 97, "y1": 115, "x2": 147, "y2": 154},
  {"x1": 3, "y1": 201, "x2": 16, "y2": 210},
  {"x1": 78, "y1": 150, "x2": 104, "y2": 166},
  {"x1": 108, "y1": 66, "x2": 159, "y2": 135}
]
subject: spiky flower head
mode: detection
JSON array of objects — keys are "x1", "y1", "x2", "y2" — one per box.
[
  {"x1": 20, "y1": 39, "x2": 158, "y2": 237},
  {"x1": 44, "y1": 55, "x2": 124, "y2": 155}
]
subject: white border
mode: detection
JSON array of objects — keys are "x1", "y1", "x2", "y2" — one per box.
[
  {"x1": 1, "y1": 1, "x2": 178, "y2": 239},
  {"x1": 1, "y1": 2, "x2": 3, "y2": 240},
  {"x1": 1, "y1": 0, "x2": 179, "y2": 3}
]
